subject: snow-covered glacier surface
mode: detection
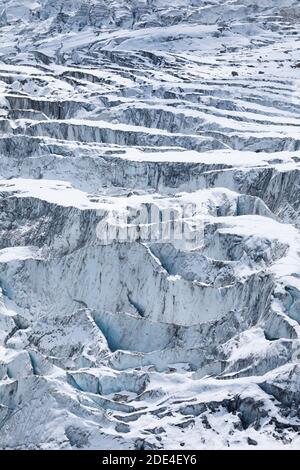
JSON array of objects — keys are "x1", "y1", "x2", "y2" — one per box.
[{"x1": 0, "y1": 0, "x2": 300, "y2": 450}]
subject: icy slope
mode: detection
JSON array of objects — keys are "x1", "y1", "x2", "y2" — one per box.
[{"x1": 0, "y1": 0, "x2": 300, "y2": 449}]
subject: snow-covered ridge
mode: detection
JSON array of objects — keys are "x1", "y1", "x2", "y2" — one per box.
[{"x1": 0, "y1": 0, "x2": 300, "y2": 449}]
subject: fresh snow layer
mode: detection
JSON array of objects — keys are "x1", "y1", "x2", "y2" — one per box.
[{"x1": 0, "y1": 0, "x2": 300, "y2": 450}]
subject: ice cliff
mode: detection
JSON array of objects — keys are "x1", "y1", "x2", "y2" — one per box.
[{"x1": 0, "y1": 0, "x2": 300, "y2": 449}]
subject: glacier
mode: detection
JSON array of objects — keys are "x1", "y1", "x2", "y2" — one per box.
[{"x1": 0, "y1": 0, "x2": 300, "y2": 450}]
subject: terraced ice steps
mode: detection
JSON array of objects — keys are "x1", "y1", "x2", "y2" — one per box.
[{"x1": 0, "y1": 0, "x2": 300, "y2": 449}]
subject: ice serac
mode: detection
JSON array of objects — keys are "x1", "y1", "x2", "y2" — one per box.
[{"x1": 0, "y1": 0, "x2": 300, "y2": 450}]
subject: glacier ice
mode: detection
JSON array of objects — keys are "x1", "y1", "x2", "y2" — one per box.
[{"x1": 0, "y1": 0, "x2": 300, "y2": 450}]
